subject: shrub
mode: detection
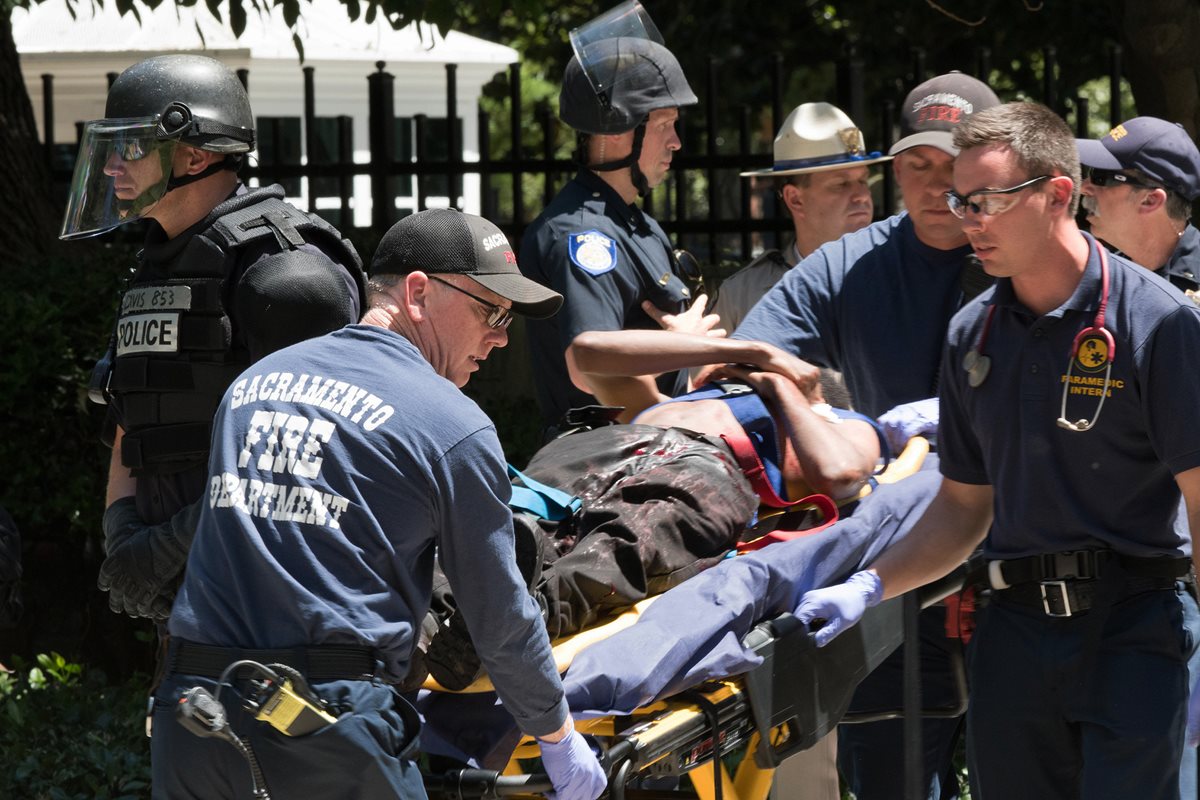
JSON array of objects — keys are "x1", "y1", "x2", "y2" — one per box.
[{"x1": 0, "y1": 653, "x2": 152, "y2": 800}]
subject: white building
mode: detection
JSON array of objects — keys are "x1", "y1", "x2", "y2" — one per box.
[{"x1": 13, "y1": 0, "x2": 518, "y2": 227}]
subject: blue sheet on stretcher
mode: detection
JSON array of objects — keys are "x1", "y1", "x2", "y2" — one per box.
[{"x1": 417, "y1": 466, "x2": 942, "y2": 767}]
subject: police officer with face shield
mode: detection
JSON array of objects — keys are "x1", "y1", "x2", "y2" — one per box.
[
  {"x1": 520, "y1": 1, "x2": 725, "y2": 432},
  {"x1": 63, "y1": 54, "x2": 366, "y2": 621}
]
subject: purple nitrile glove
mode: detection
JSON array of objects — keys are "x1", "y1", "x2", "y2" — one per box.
[
  {"x1": 876, "y1": 397, "x2": 940, "y2": 456},
  {"x1": 1187, "y1": 675, "x2": 1200, "y2": 748},
  {"x1": 794, "y1": 569, "x2": 884, "y2": 647},
  {"x1": 540, "y1": 726, "x2": 607, "y2": 800}
]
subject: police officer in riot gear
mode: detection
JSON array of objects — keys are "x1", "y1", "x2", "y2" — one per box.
[
  {"x1": 63, "y1": 54, "x2": 366, "y2": 620},
  {"x1": 520, "y1": 1, "x2": 720, "y2": 432}
]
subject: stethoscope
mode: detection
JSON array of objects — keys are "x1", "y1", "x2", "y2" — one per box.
[{"x1": 962, "y1": 239, "x2": 1114, "y2": 433}]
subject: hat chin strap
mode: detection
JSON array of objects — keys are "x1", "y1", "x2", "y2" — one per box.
[
  {"x1": 588, "y1": 123, "x2": 652, "y2": 198},
  {"x1": 164, "y1": 158, "x2": 234, "y2": 193}
]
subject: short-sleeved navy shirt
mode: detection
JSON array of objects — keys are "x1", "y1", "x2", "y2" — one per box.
[
  {"x1": 732, "y1": 213, "x2": 975, "y2": 418},
  {"x1": 170, "y1": 325, "x2": 567, "y2": 735},
  {"x1": 1161, "y1": 223, "x2": 1200, "y2": 292},
  {"x1": 939, "y1": 234, "x2": 1200, "y2": 559},
  {"x1": 521, "y1": 170, "x2": 693, "y2": 426}
]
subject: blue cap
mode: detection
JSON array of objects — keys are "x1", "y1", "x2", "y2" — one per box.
[{"x1": 1077, "y1": 117, "x2": 1200, "y2": 201}]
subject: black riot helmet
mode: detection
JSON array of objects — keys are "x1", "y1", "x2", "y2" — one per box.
[
  {"x1": 559, "y1": 38, "x2": 697, "y2": 136},
  {"x1": 105, "y1": 54, "x2": 255, "y2": 154},
  {"x1": 559, "y1": 2, "x2": 697, "y2": 197},
  {"x1": 61, "y1": 55, "x2": 256, "y2": 240}
]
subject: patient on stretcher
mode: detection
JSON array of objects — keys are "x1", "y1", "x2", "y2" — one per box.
[{"x1": 416, "y1": 333, "x2": 889, "y2": 691}]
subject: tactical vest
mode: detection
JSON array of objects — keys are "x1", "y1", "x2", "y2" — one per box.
[{"x1": 105, "y1": 185, "x2": 366, "y2": 476}]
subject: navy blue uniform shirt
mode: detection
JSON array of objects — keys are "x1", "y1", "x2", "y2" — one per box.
[
  {"x1": 1162, "y1": 223, "x2": 1200, "y2": 292},
  {"x1": 940, "y1": 234, "x2": 1200, "y2": 559},
  {"x1": 521, "y1": 170, "x2": 692, "y2": 427},
  {"x1": 733, "y1": 213, "x2": 974, "y2": 418}
]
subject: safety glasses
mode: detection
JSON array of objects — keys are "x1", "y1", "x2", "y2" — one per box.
[
  {"x1": 945, "y1": 175, "x2": 1052, "y2": 219},
  {"x1": 1082, "y1": 166, "x2": 1161, "y2": 191},
  {"x1": 430, "y1": 276, "x2": 513, "y2": 329}
]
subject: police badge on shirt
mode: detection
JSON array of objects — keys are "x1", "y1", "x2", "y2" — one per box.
[{"x1": 568, "y1": 231, "x2": 618, "y2": 276}]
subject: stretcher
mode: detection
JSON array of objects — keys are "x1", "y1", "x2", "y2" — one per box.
[{"x1": 421, "y1": 440, "x2": 964, "y2": 800}]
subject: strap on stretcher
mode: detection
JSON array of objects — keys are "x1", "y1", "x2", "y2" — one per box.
[
  {"x1": 728, "y1": 433, "x2": 931, "y2": 554},
  {"x1": 720, "y1": 430, "x2": 839, "y2": 553}
]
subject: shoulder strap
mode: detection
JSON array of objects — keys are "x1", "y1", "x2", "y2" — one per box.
[{"x1": 507, "y1": 465, "x2": 582, "y2": 522}]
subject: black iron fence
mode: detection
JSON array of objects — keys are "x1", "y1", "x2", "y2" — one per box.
[{"x1": 38, "y1": 44, "x2": 1131, "y2": 274}]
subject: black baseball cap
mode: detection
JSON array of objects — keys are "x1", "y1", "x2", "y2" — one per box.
[
  {"x1": 369, "y1": 208, "x2": 563, "y2": 318},
  {"x1": 890, "y1": 72, "x2": 1000, "y2": 156},
  {"x1": 1077, "y1": 117, "x2": 1200, "y2": 202}
]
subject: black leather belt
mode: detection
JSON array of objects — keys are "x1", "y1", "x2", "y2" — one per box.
[
  {"x1": 987, "y1": 550, "x2": 1189, "y2": 618},
  {"x1": 988, "y1": 550, "x2": 1189, "y2": 588},
  {"x1": 995, "y1": 575, "x2": 1180, "y2": 617},
  {"x1": 168, "y1": 639, "x2": 379, "y2": 682}
]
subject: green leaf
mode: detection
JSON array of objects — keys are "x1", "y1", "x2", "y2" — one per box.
[
  {"x1": 230, "y1": 0, "x2": 247, "y2": 37},
  {"x1": 282, "y1": 0, "x2": 299, "y2": 28},
  {"x1": 293, "y1": 32, "x2": 305, "y2": 64}
]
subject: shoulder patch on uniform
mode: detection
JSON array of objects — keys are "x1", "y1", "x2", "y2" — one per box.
[{"x1": 568, "y1": 230, "x2": 617, "y2": 276}]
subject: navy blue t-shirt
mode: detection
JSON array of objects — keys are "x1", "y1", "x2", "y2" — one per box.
[
  {"x1": 939, "y1": 234, "x2": 1200, "y2": 559},
  {"x1": 521, "y1": 170, "x2": 693, "y2": 427},
  {"x1": 170, "y1": 325, "x2": 567, "y2": 735},
  {"x1": 733, "y1": 213, "x2": 974, "y2": 418}
]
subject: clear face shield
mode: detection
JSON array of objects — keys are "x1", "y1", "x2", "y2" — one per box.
[
  {"x1": 569, "y1": 0, "x2": 665, "y2": 98},
  {"x1": 60, "y1": 116, "x2": 179, "y2": 240}
]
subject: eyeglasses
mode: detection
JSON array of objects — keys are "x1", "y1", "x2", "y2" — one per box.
[
  {"x1": 945, "y1": 175, "x2": 1053, "y2": 219},
  {"x1": 429, "y1": 276, "x2": 513, "y2": 329},
  {"x1": 1082, "y1": 166, "x2": 1161, "y2": 191}
]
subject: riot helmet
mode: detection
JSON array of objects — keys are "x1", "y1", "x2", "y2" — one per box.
[
  {"x1": 560, "y1": 1, "x2": 696, "y2": 195},
  {"x1": 61, "y1": 55, "x2": 256, "y2": 240}
]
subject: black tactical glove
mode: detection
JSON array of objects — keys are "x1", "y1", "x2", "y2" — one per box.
[{"x1": 97, "y1": 498, "x2": 201, "y2": 620}]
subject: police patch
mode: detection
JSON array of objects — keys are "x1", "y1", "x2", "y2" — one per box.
[
  {"x1": 116, "y1": 312, "x2": 180, "y2": 356},
  {"x1": 568, "y1": 231, "x2": 617, "y2": 276}
]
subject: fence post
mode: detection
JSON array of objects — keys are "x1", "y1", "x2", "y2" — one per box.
[
  {"x1": 1075, "y1": 96, "x2": 1090, "y2": 138},
  {"x1": 538, "y1": 100, "x2": 555, "y2": 209},
  {"x1": 841, "y1": 46, "x2": 865, "y2": 134},
  {"x1": 770, "y1": 53, "x2": 784, "y2": 248},
  {"x1": 509, "y1": 62, "x2": 525, "y2": 227},
  {"x1": 304, "y1": 65, "x2": 316, "y2": 213},
  {"x1": 41, "y1": 74, "x2": 54, "y2": 172},
  {"x1": 446, "y1": 63, "x2": 461, "y2": 210},
  {"x1": 771, "y1": 53, "x2": 784, "y2": 137},
  {"x1": 706, "y1": 56, "x2": 718, "y2": 261},
  {"x1": 1108, "y1": 44, "x2": 1123, "y2": 128},
  {"x1": 106, "y1": 71, "x2": 119, "y2": 89},
  {"x1": 415, "y1": 114, "x2": 428, "y2": 212},
  {"x1": 910, "y1": 47, "x2": 927, "y2": 89},
  {"x1": 675, "y1": 110, "x2": 688, "y2": 247},
  {"x1": 337, "y1": 115, "x2": 353, "y2": 225},
  {"x1": 236, "y1": 68, "x2": 249, "y2": 93},
  {"x1": 479, "y1": 106, "x2": 494, "y2": 222},
  {"x1": 1042, "y1": 45, "x2": 1059, "y2": 115},
  {"x1": 368, "y1": 61, "x2": 395, "y2": 232},
  {"x1": 739, "y1": 104, "x2": 752, "y2": 263},
  {"x1": 880, "y1": 100, "x2": 896, "y2": 218},
  {"x1": 975, "y1": 46, "x2": 991, "y2": 82}
]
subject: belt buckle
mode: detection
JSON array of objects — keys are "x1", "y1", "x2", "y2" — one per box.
[{"x1": 1040, "y1": 579, "x2": 1074, "y2": 617}]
